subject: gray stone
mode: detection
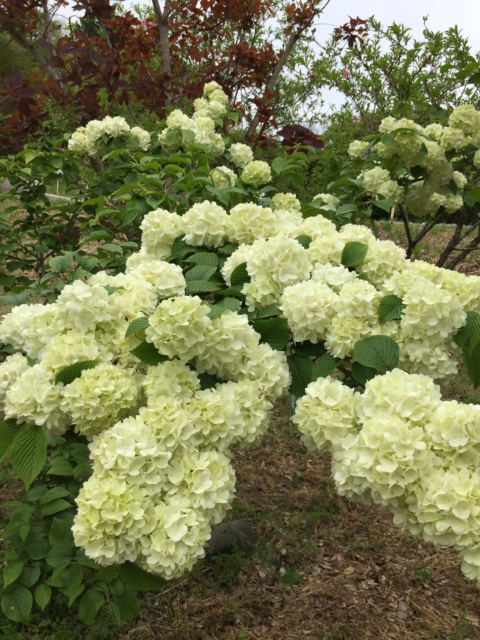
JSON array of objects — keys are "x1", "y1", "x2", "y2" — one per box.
[{"x1": 206, "y1": 520, "x2": 257, "y2": 556}]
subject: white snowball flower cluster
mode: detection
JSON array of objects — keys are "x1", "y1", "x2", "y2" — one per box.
[
  {"x1": 68, "y1": 116, "x2": 150, "y2": 156},
  {"x1": 0, "y1": 258, "x2": 289, "y2": 579},
  {"x1": 158, "y1": 83, "x2": 228, "y2": 156},
  {"x1": 241, "y1": 160, "x2": 272, "y2": 187},
  {"x1": 229, "y1": 143, "x2": 254, "y2": 169},
  {"x1": 210, "y1": 166, "x2": 237, "y2": 188},
  {"x1": 293, "y1": 369, "x2": 480, "y2": 584},
  {"x1": 349, "y1": 107, "x2": 480, "y2": 216}
]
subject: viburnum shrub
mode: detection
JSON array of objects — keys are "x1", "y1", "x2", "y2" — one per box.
[
  {"x1": 4, "y1": 82, "x2": 480, "y2": 627},
  {"x1": 325, "y1": 104, "x2": 480, "y2": 269}
]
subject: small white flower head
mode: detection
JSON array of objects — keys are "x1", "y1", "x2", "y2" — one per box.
[
  {"x1": 241, "y1": 160, "x2": 272, "y2": 187},
  {"x1": 210, "y1": 166, "x2": 236, "y2": 188},
  {"x1": 182, "y1": 201, "x2": 229, "y2": 248},
  {"x1": 229, "y1": 143, "x2": 254, "y2": 168}
]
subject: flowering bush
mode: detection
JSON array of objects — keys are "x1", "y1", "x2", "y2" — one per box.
[{"x1": 293, "y1": 369, "x2": 480, "y2": 582}]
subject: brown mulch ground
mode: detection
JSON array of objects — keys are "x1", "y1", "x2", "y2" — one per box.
[{"x1": 119, "y1": 397, "x2": 480, "y2": 640}]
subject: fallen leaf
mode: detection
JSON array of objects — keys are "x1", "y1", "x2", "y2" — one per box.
[{"x1": 344, "y1": 566, "x2": 355, "y2": 575}]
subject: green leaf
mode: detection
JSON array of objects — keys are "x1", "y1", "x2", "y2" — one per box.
[
  {"x1": 19, "y1": 565, "x2": 40, "y2": 588},
  {"x1": 288, "y1": 354, "x2": 313, "y2": 397},
  {"x1": 252, "y1": 318, "x2": 289, "y2": 351},
  {"x1": 26, "y1": 486, "x2": 48, "y2": 504},
  {"x1": 207, "y1": 298, "x2": 241, "y2": 319},
  {"x1": 354, "y1": 335, "x2": 399, "y2": 372},
  {"x1": 218, "y1": 243, "x2": 238, "y2": 255},
  {"x1": 378, "y1": 295, "x2": 405, "y2": 324},
  {"x1": 45, "y1": 543, "x2": 74, "y2": 567},
  {"x1": 4, "y1": 561, "x2": 23, "y2": 586},
  {"x1": 293, "y1": 342, "x2": 326, "y2": 358},
  {"x1": 18, "y1": 524, "x2": 30, "y2": 541},
  {"x1": 125, "y1": 316, "x2": 150, "y2": 338},
  {"x1": 54, "y1": 361, "x2": 99, "y2": 386},
  {"x1": 49, "y1": 253, "x2": 74, "y2": 273},
  {"x1": 78, "y1": 589, "x2": 105, "y2": 625},
  {"x1": 0, "y1": 420, "x2": 23, "y2": 464},
  {"x1": 56, "y1": 563, "x2": 83, "y2": 594},
  {"x1": 118, "y1": 561, "x2": 166, "y2": 591},
  {"x1": 463, "y1": 343, "x2": 480, "y2": 389},
  {"x1": 272, "y1": 157, "x2": 287, "y2": 175},
  {"x1": 41, "y1": 499, "x2": 72, "y2": 517},
  {"x1": 230, "y1": 263, "x2": 250, "y2": 288},
  {"x1": 198, "y1": 372, "x2": 220, "y2": 390},
  {"x1": 26, "y1": 540, "x2": 50, "y2": 561},
  {"x1": 454, "y1": 311, "x2": 480, "y2": 354},
  {"x1": 341, "y1": 241, "x2": 368, "y2": 268},
  {"x1": 47, "y1": 458, "x2": 74, "y2": 476},
  {"x1": 468, "y1": 71, "x2": 480, "y2": 84},
  {"x1": 255, "y1": 305, "x2": 281, "y2": 318},
  {"x1": 381, "y1": 131, "x2": 395, "y2": 148},
  {"x1": 49, "y1": 518, "x2": 74, "y2": 548},
  {"x1": 10, "y1": 426, "x2": 46, "y2": 490},
  {"x1": 1, "y1": 585, "x2": 33, "y2": 622},
  {"x1": 185, "y1": 265, "x2": 216, "y2": 282},
  {"x1": 184, "y1": 253, "x2": 219, "y2": 268},
  {"x1": 311, "y1": 353, "x2": 340, "y2": 381},
  {"x1": 40, "y1": 487, "x2": 71, "y2": 505},
  {"x1": 295, "y1": 235, "x2": 312, "y2": 249},
  {"x1": 130, "y1": 341, "x2": 168, "y2": 365},
  {"x1": 351, "y1": 361, "x2": 376, "y2": 386},
  {"x1": 114, "y1": 585, "x2": 139, "y2": 621},
  {"x1": 108, "y1": 601, "x2": 122, "y2": 625},
  {"x1": 184, "y1": 280, "x2": 220, "y2": 294},
  {"x1": 375, "y1": 199, "x2": 393, "y2": 213},
  {"x1": 67, "y1": 583, "x2": 85, "y2": 606},
  {"x1": 34, "y1": 584, "x2": 51, "y2": 610}
]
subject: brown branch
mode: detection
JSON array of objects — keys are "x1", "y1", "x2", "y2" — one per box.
[
  {"x1": 398, "y1": 204, "x2": 414, "y2": 258},
  {"x1": 446, "y1": 224, "x2": 480, "y2": 270},
  {"x1": 247, "y1": 0, "x2": 330, "y2": 139},
  {"x1": 436, "y1": 210, "x2": 466, "y2": 268}
]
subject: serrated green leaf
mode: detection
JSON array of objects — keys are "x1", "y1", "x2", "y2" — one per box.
[
  {"x1": 26, "y1": 486, "x2": 48, "y2": 504},
  {"x1": 198, "y1": 372, "x2": 220, "y2": 390},
  {"x1": 67, "y1": 583, "x2": 85, "y2": 606},
  {"x1": 45, "y1": 543, "x2": 74, "y2": 567},
  {"x1": 48, "y1": 458, "x2": 74, "y2": 476},
  {"x1": 49, "y1": 518, "x2": 74, "y2": 548},
  {"x1": 354, "y1": 335, "x2": 399, "y2": 372},
  {"x1": 54, "y1": 361, "x2": 99, "y2": 386},
  {"x1": 185, "y1": 265, "x2": 216, "y2": 282},
  {"x1": 1, "y1": 585, "x2": 33, "y2": 622},
  {"x1": 18, "y1": 524, "x2": 30, "y2": 541},
  {"x1": 381, "y1": 131, "x2": 395, "y2": 148},
  {"x1": 184, "y1": 253, "x2": 219, "y2": 267},
  {"x1": 255, "y1": 305, "x2": 281, "y2": 318},
  {"x1": 252, "y1": 318, "x2": 289, "y2": 351},
  {"x1": 108, "y1": 601, "x2": 122, "y2": 625},
  {"x1": 118, "y1": 561, "x2": 166, "y2": 591},
  {"x1": 10, "y1": 426, "x2": 46, "y2": 490},
  {"x1": 49, "y1": 253, "x2": 74, "y2": 273},
  {"x1": 41, "y1": 499, "x2": 72, "y2": 518},
  {"x1": 288, "y1": 354, "x2": 313, "y2": 397},
  {"x1": 378, "y1": 294, "x2": 405, "y2": 324},
  {"x1": 293, "y1": 342, "x2": 326, "y2": 358},
  {"x1": 40, "y1": 487, "x2": 71, "y2": 505},
  {"x1": 4, "y1": 561, "x2": 23, "y2": 586},
  {"x1": 56, "y1": 563, "x2": 83, "y2": 594},
  {"x1": 351, "y1": 361, "x2": 376, "y2": 386},
  {"x1": 34, "y1": 584, "x2": 51, "y2": 610},
  {"x1": 341, "y1": 241, "x2": 368, "y2": 268},
  {"x1": 0, "y1": 420, "x2": 23, "y2": 464},
  {"x1": 454, "y1": 311, "x2": 480, "y2": 354},
  {"x1": 26, "y1": 540, "x2": 50, "y2": 561},
  {"x1": 130, "y1": 341, "x2": 167, "y2": 365},
  {"x1": 125, "y1": 316, "x2": 150, "y2": 338},
  {"x1": 207, "y1": 298, "x2": 241, "y2": 319},
  {"x1": 311, "y1": 353, "x2": 340, "y2": 381},
  {"x1": 463, "y1": 343, "x2": 480, "y2": 389},
  {"x1": 78, "y1": 589, "x2": 105, "y2": 625},
  {"x1": 218, "y1": 243, "x2": 238, "y2": 255},
  {"x1": 114, "y1": 585, "x2": 139, "y2": 621},
  {"x1": 19, "y1": 565, "x2": 40, "y2": 588},
  {"x1": 230, "y1": 262, "x2": 250, "y2": 288},
  {"x1": 184, "y1": 280, "x2": 220, "y2": 294},
  {"x1": 295, "y1": 235, "x2": 312, "y2": 249}
]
